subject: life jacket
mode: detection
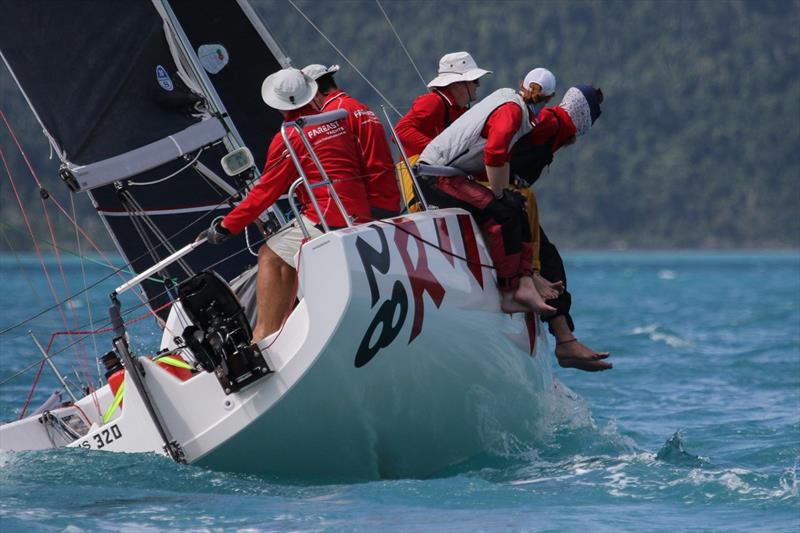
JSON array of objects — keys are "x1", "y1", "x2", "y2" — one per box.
[{"x1": 419, "y1": 88, "x2": 533, "y2": 175}]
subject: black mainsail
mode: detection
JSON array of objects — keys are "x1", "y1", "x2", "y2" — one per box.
[{"x1": 0, "y1": 1, "x2": 290, "y2": 318}]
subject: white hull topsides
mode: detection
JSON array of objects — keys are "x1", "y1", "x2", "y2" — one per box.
[{"x1": 0, "y1": 209, "x2": 553, "y2": 479}]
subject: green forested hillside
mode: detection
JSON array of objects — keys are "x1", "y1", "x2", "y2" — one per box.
[{"x1": 2, "y1": 0, "x2": 798, "y2": 251}]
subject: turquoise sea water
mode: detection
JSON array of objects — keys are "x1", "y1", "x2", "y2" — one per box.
[{"x1": 0, "y1": 252, "x2": 798, "y2": 532}]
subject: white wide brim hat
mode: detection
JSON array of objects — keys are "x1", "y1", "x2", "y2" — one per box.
[
  {"x1": 261, "y1": 68, "x2": 318, "y2": 111},
  {"x1": 302, "y1": 63, "x2": 340, "y2": 80},
  {"x1": 427, "y1": 51, "x2": 491, "y2": 88}
]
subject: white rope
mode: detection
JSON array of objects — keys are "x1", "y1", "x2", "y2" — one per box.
[
  {"x1": 286, "y1": 0, "x2": 402, "y2": 118},
  {"x1": 128, "y1": 148, "x2": 205, "y2": 186},
  {"x1": 375, "y1": 0, "x2": 427, "y2": 89}
]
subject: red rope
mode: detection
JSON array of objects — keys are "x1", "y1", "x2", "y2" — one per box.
[
  {"x1": 40, "y1": 190, "x2": 95, "y2": 387},
  {"x1": 18, "y1": 361, "x2": 46, "y2": 420},
  {"x1": 0, "y1": 108, "x2": 168, "y2": 331},
  {"x1": 17, "y1": 299, "x2": 175, "y2": 419},
  {"x1": 18, "y1": 332, "x2": 58, "y2": 419},
  {"x1": 1, "y1": 146, "x2": 98, "y2": 406}
]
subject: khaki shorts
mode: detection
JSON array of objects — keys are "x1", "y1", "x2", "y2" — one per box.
[{"x1": 266, "y1": 215, "x2": 323, "y2": 267}]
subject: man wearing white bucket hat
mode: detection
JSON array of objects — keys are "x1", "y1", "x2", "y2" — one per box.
[
  {"x1": 397, "y1": 51, "x2": 491, "y2": 158},
  {"x1": 302, "y1": 63, "x2": 401, "y2": 218},
  {"x1": 204, "y1": 67, "x2": 372, "y2": 342},
  {"x1": 395, "y1": 51, "x2": 492, "y2": 209}
]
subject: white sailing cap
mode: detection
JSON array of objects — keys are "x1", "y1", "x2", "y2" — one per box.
[
  {"x1": 261, "y1": 67, "x2": 318, "y2": 111},
  {"x1": 427, "y1": 51, "x2": 492, "y2": 88},
  {"x1": 301, "y1": 63, "x2": 341, "y2": 80},
  {"x1": 523, "y1": 68, "x2": 556, "y2": 96}
]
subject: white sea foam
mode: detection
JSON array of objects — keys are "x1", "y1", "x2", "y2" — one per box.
[
  {"x1": 631, "y1": 323, "x2": 691, "y2": 347},
  {"x1": 658, "y1": 269, "x2": 677, "y2": 280}
]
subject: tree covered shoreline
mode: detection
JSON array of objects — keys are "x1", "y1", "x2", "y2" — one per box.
[{"x1": 2, "y1": 0, "x2": 798, "y2": 252}]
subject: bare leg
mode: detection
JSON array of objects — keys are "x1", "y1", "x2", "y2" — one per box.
[
  {"x1": 251, "y1": 245, "x2": 297, "y2": 343},
  {"x1": 550, "y1": 315, "x2": 612, "y2": 371},
  {"x1": 513, "y1": 275, "x2": 556, "y2": 315},
  {"x1": 532, "y1": 271, "x2": 564, "y2": 299}
]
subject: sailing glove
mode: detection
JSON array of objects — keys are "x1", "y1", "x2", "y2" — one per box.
[{"x1": 204, "y1": 219, "x2": 231, "y2": 245}]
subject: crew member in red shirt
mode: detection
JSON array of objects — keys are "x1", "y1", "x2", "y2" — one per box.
[
  {"x1": 394, "y1": 51, "x2": 491, "y2": 209},
  {"x1": 302, "y1": 63, "x2": 401, "y2": 218},
  {"x1": 396, "y1": 51, "x2": 491, "y2": 156},
  {"x1": 418, "y1": 75, "x2": 549, "y2": 315},
  {"x1": 204, "y1": 68, "x2": 372, "y2": 342}
]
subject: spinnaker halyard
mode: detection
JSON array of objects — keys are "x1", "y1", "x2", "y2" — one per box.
[{"x1": 0, "y1": 0, "x2": 555, "y2": 479}]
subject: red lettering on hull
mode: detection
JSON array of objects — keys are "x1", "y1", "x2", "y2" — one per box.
[
  {"x1": 434, "y1": 217, "x2": 455, "y2": 266},
  {"x1": 457, "y1": 214, "x2": 484, "y2": 288},
  {"x1": 393, "y1": 219, "x2": 446, "y2": 342}
]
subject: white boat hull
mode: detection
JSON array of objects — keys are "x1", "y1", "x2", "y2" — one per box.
[{"x1": 1, "y1": 209, "x2": 554, "y2": 479}]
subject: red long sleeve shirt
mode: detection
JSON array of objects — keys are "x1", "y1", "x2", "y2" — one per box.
[
  {"x1": 395, "y1": 87, "x2": 465, "y2": 157},
  {"x1": 320, "y1": 90, "x2": 400, "y2": 213},
  {"x1": 526, "y1": 105, "x2": 577, "y2": 152},
  {"x1": 222, "y1": 104, "x2": 372, "y2": 234},
  {"x1": 480, "y1": 102, "x2": 537, "y2": 167}
]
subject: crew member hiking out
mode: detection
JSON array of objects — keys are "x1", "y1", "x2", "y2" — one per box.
[
  {"x1": 394, "y1": 51, "x2": 491, "y2": 210},
  {"x1": 203, "y1": 67, "x2": 372, "y2": 343},
  {"x1": 302, "y1": 63, "x2": 401, "y2": 218},
  {"x1": 510, "y1": 84, "x2": 612, "y2": 372},
  {"x1": 417, "y1": 70, "x2": 555, "y2": 315},
  {"x1": 479, "y1": 67, "x2": 563, "y2": 304}
]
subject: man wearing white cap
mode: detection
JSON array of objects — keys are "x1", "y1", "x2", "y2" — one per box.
[
  {"x1": 302, "y1": 63, "x2": 401, "y2": 218},
  {"x1": 204, "y1": 67, "x2": 372, "y2": 342},
  {"x1": 521, "y1": 67, "x2": 557, "y2": 115}
]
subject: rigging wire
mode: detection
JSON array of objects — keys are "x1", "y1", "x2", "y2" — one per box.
[
  {"x1": 0, "y1": 224, "x2": 44, "y2": 302},
  {"x1": 374, "y1": 0, "x2": 427, "y2": 89},
  {"x1": 36, "y1": 162, "x2": 95, "y2": 388},
  {"x1": 0, "y1": 231, "x2": 269, "y2": 388},
  {"x1": 0, "y1": 112, "x2": 245, "y2": 334},
  {"x1": 128, "y1": 147, "x2": 205, "y2": 186},
  {"x1": 0, "y1": 222, "x2": 136, "y2": 275},
  {"x1": 0, "y1": 127, "x2": 383, "y2": 337},
  {"x1": 0, "y1": 146, "x2": 88, "y2": 368},
  {"x1": 71, "y1": 193, "x2": 100, "y2": 369},
  {"x1": 286, "y1": 0, "x2": 402, "y2": 118}
]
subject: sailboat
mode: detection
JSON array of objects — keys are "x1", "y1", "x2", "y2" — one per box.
[{"x1": 0, "y1": 0, "x2": 553, "y2": 479}]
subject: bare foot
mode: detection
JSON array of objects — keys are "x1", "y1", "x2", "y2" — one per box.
[
  {"x1": 533, "y1": 272, "x2": 564, "y2": 300},
  {"x1": 500, "y1": 291, "x2": 532, "y2": 313},
  {"x1": 514, "y1": 276, "x2": 557, "y2": 316},
  {"x1": 555, "y1": 338, "x2": 613, "y2": 372}
]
